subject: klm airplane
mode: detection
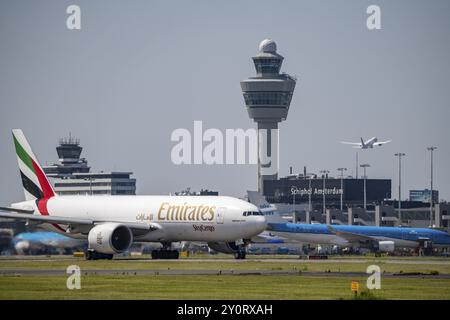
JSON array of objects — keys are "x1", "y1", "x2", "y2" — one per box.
[
  {"x1": 248, "y1": 191, "x2": 450, "y2": 252},
  {"x1": 13, "y1": 231, "x2": 85, "y2": 254},
  {"x1": 266, "y1": 223, "x2": 450, "y2": 252}
]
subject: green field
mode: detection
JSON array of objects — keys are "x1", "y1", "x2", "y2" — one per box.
[
  {"x1": 1, "y1": 255, "x2": 450, "y2": 299},
  {"x1": 1, "y1": 275, "x2": 450, "y2": 300},
  {"x1": 1, "y1": 255, "x2": 449, "y2": 274}
]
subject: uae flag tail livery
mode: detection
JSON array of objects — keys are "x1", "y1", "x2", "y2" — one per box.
[{"x1": 12, "y1": 129, "x2": 55, "y2": 201}]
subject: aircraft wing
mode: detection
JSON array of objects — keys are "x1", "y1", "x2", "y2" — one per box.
[
  {"x1": 373, "y1": 140, "x2": 391, "y2": 146},
  {"x1": 326, "y1": 225, "x2": 377, "y2": 244},
  {"x1": 0, "y1": 207, "x2": 157, "y2": 233},
  {"x1": 251, "y1": 230, "x2": 304, "y2": 244},
  {"x1": 252, "y1": 231, "x2": 285, "y2": 243},
  {"x1": 0, "y1": 206, "x2": 35, "y2": 214},
  {"x1": 340, "y1": 141, "x2": 362, "y2": 146}
]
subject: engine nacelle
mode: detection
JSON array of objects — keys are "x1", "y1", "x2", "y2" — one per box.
[
  {"x1": 378, "y1": 240, "x2": 395, "y2": 253},
  {"x1": 207, "y1": 241, "x2": 240, "y2": 254},
  {"x1": 88, "y1": 223, "x2": 133, "y2": 254}
]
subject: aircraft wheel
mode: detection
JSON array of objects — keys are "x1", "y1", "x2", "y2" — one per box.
[
  {"x1": 151, "y1": 250, "x2": 180, "y2": 259},
  {"x1": 85, "y1": 250, "x2": 94, "y2": 260}
]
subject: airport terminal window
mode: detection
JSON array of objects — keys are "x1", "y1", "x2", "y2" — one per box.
[
  {"x1": 92, "y1": 190, "x2": 109, "y2": 195},
  {"x1": 55, "y1": 182, "x2": 112, "y2": 187},
  {"x1": 113, "y1": 182, "x2": 136, "y2": 187}
]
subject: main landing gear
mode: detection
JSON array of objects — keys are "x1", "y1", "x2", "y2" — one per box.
[
  {"x1": 85, "y1": 250, "x2": 113, "y2": 260},
  {"x1": 151, "y1": 242, "x2": 180, "y2": 259},
  {"x1": 234, "y1": 250, "x2": 246, "y2": 260}
]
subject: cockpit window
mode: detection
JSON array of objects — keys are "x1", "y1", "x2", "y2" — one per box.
[{"x1": 243, "y1": 211, "x2": 263, "y2": 216}]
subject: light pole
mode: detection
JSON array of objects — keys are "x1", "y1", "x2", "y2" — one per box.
[
  {"x1": 293, "y1": 186, "x2": 296, "y2": 223},
  {"x1": 308, "y1": 176, "x2": 313, "y2": 213},
  {"x1": 337, "y1": 168, "x2": 347, "y2": 212},
  {"x1": 394, "y1": 153, "x2": 406, "y2": 224},
  {"x1": 360, "y1": 164, "x2": 370, "y2": 210},
  {"x1": 320, "y1": 170, "x2": 329, "y2": 214},
  {"x1": 427, "y1": 146, "x2": 437, "y2": 226}
]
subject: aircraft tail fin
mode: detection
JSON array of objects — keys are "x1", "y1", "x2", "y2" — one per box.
[
  {"x1": 247, "y1": 191, "x2": 285, "y2": 223},
  {"x1": 12, "y1": 129, "x2": 55, "y2": 201},
  {"x1": 360, "y1": 137, "x2": 364, "y2": 146}
]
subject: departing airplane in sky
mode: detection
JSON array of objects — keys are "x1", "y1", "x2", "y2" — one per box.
[
  {"x1": 340, "y1": 137, "x2": 391, "y2": 149},
  {"x1": 0, "y1": 130, "x2": 266, "y2": 260},
  {"x1": 248, "y1": 192, "x2": 450, "y2": 252}
]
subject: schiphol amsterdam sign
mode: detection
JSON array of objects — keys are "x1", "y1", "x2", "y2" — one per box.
[{"x1": 290, "y1": 186, "x2": 343, "y2": 196}]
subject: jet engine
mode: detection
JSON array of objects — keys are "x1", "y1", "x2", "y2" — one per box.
[
  {"x1": 87, "y1": 223, "x2": 133, "y2": 254},
  {"x1": 378, "y1": 240, "x2": 395, "y2": 253}
]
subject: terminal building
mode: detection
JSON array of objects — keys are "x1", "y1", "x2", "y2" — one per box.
[
  {"x1": 264, "y1": 173, "x2": 391, "y2": 209},
  {"x1": 52, "y1": 172, "x2": 136, "y2": 196},
  {"x1": 262, "y1": 169, "x2": 449, "y2": 231},
  {"x1": 43, "y1": 136, "x2": 136, "y2": 196}
]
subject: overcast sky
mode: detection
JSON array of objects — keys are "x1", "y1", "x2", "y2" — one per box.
[{"x1": 1, "y1": 0, "x2": 449, "y2": 204}]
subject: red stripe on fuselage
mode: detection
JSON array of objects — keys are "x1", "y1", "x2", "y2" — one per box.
[
  {"x1": 37, "y1": 198, "x2": 66, "y2": 233},
  {"x1": 32, "y1": 159, "x2": 64, "y2": 232}
]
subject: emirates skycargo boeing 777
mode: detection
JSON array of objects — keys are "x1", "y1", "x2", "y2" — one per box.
[{"x1": 0, "y1": 129, "x2": 266, "y2": 260}]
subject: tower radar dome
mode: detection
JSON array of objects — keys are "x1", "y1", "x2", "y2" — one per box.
[{"x1": 259, "y1": 39, "x2": 277, "y2": 53}]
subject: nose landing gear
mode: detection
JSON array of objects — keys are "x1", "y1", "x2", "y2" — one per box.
[{"x1": 234, "y1": 239, "x2": 250, "y2": 260}]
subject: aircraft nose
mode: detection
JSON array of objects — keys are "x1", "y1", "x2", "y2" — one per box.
[{"x1": 255, "y1": 216, "x2": 267, "y2": 232}]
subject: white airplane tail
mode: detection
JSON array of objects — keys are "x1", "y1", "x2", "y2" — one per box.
[
  {"x1": 247, "y1": 191, "x2": 285, "y2": 223},
  {"x1": 12, "y1": 129, "x2": 56, "y2": 201}
]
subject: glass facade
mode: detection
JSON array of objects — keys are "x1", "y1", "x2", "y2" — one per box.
[
  {"x1": 55, "y1": 182, "x2": 135, "y2": 188},
  {"x1": 57, "y1": 189, "x2": 135, "y2": 196},
  {"x1": 253, "y1": 58, "x2": 282, "y2": 74},
  {"x1": 243, "y1": 91, "x2": 293, "y2": 107}
]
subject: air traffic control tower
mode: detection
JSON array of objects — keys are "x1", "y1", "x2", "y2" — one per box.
[{"x1": 240, "y1": 39, "x2": 297, "y2": 194}]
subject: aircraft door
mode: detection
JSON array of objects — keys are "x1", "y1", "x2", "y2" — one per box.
[{"x1": 216, "y1": 207, "x2": 225, "y2": 224}]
